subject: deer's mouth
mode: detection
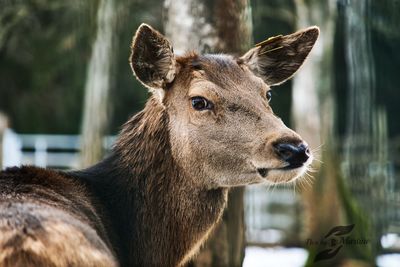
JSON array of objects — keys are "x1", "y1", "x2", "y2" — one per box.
[
  {"x1": 256, "y1": 163, "x2": 305, "y2": 178},
  {"x1": 256, "y1": 168, "x2": 269, "y2": 177},
  {"x1": 254, "y1": 154, "x2": 313, "y2": 184}
]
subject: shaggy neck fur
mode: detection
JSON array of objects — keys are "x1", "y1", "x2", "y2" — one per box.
[{"x1": 74, "y1": 97, "x2": 227, "y2": 267}]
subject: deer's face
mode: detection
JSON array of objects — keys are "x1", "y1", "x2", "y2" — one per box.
[{"x1": 130, "y1": 24, "x2": 319, "y2": 188}]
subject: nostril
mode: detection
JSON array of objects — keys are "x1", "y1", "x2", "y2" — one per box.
[
  {"x1": 298, "y1": 143, "x2": 309, "y2": 152},
  {"x1": 300, "y1": 143, "x2": 311, "y2": 157},
  {"x1": 274, "y1": 143, "x2": 297, "y2": 161},
  {"x1": 277, "y1": 147, "x2": 293, "y2": 161},
  {"x1": 274, "y1": 142, "x2": 310, "y2": 166}
]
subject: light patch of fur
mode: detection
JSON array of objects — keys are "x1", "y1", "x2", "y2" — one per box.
[
  {"x1": 162, "y1": 48, "x2": 177, "y2": 84},
  {"x1": 0, "y1": 220, "x2": 116, "y2": 267}
]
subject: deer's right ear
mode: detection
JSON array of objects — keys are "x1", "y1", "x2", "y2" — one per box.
[{"x1": 130, "y1": 24, "x2": 177, "y2": 96}]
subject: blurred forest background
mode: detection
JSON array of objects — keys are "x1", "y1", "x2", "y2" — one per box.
[{"x1": 1, "y1": 0, "x2": 400, "y2": 266}]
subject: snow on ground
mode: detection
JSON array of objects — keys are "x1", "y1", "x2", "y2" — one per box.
[
  {"x1": 243, "y1": 246, "x2": 308, "y2": 267},
  {"x1": 376, "y1": 254, "x2": 400, "y2": 267},
  {"x1": 243, "y1": 246, "x2": 400, "y2": 267}
]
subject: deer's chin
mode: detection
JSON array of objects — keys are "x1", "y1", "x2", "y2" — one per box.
[
  {"x1": 253, "y1": 156, "x2": 313, "y2": 184},
  {"x1": 261, "y1": 165, "x2": 309, "y2": 184},
  {"x1": 215, "y1": 173, "x2": 266, "y2": 188}
]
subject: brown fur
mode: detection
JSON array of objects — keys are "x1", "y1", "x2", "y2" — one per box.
[
  {"x1": 0, "y1": 24, "x2": 318, "y2": 267},
  {"x1": 0, "y1": 167, "x2": 116, "y2": 267}
]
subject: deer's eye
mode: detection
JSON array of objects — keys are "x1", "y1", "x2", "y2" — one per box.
[
  {"x1": 191, "y1": 97, "x2": 213, "y2": 111},
  {"x1": 266, "y1": 90, "x2": 272, "y2": 102}
]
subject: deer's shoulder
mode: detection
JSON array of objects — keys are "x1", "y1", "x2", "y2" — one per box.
[
  {"x1": 0, "y1": 166, "x2": 87, "y2": 200},
  {"x1": 0, "y1": 166, "x2": 117, "y2": 266}
]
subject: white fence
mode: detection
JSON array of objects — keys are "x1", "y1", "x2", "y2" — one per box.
[
  {"x1": 1, "y1": 129, "x2": 115, "y2": 170},
  {"x1": 1, "y1": 129, "x2": 22, "y2": 168}
]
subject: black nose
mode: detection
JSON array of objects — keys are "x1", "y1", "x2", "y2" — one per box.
[{"x1": 274, "y1": 142, "x2": 310, "y2": 167}]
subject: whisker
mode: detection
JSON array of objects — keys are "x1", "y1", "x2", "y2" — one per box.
[
  {"x1": 271, "y1": 182, "x2": 277, "y2": 194},
  {"x1": 312, "y1": 157, "x2": 324, "y2": 164},
  {"x1": 292, "y1": 180, "x2": 297, "y2": 195},
  {"x1": 311, "y1": 148, "x2": 322, "y2": 154},
  {"x1": 306, "y1": 168, "x2": 315, "y2": 176},
  {"x1": 302, "y1": 174, "x2": 312, "y2": 184},
  {"x1": 297, "y1": 169, "x2": 315, "y2": 190},
  {"x1": 298, "y1": 179, "x2": 308, "y2": 191},
  {"x1": 311, "y1": 142, "x2": 325, "y2": 152},
  {"x1": 296, "y1": 178, "x2": 305, "y2": 193},
  {"x1": 305, "y1": 172, "x2": 314, "y2": 180},
  {"x1": 306, "y1": 166, "x2": 319, "y2": 173},
  {"x1": 302, "y1": 179, "x2": 313, "y2": 189},
  {"x1": 265, "y1": 183, "x2": 272, "y2": 192}
]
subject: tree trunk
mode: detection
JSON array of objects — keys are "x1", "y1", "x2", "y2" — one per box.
[
  {"x1": 341, "y1": 0, "x2": 380, "y2": 262},
  {"x1": 164, "y1": 1, "x2": 252, "y2": 266},
  {"x1": 0, "y1": 113, "x2": 8, "y2": 170},
  {"x1": 293, "y1": 1, "x2": 378, "y2": 265},
  {"x1": 80, "y1": 0, "x2": 117, "y2": 167},
  {"x1": 292, "y1": 0, "x2": 343, "y2": 265}
]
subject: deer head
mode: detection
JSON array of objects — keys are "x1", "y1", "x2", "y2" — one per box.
[{"x1": 130, "y1": 24, "x2": 318, "y2": 188}]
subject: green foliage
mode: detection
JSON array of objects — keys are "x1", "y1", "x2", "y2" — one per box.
[
  {"x1": 0, "y1": 0, "x2": 163, "y2": 134},
  {"x1": 0, "y1": 0, "x2": 98, "y2": 133}
]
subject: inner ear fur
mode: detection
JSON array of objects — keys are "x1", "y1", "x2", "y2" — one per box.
[
  {"x1": 130, "y1": 23, "x2": 177, "y2": 90},
  {"x1": 241, "y1": 26, "x2": 320, "y2": 86}
]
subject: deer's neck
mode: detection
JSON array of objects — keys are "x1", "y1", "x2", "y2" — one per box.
[{"x1": 79, "y1": 98, "x2": 227, "y2": 267}]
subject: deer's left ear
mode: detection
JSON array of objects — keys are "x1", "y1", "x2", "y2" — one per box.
[
  {"x1": 130, "y1": 23, "x2": 177, "y2": 95},
  {"x1": 240, "y1": 26, "x2": 319, "y2": 86}
]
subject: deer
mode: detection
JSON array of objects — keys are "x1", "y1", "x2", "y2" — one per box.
[{"x1": 0, "y1": 23, "x2": 319, "y2": 267}]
